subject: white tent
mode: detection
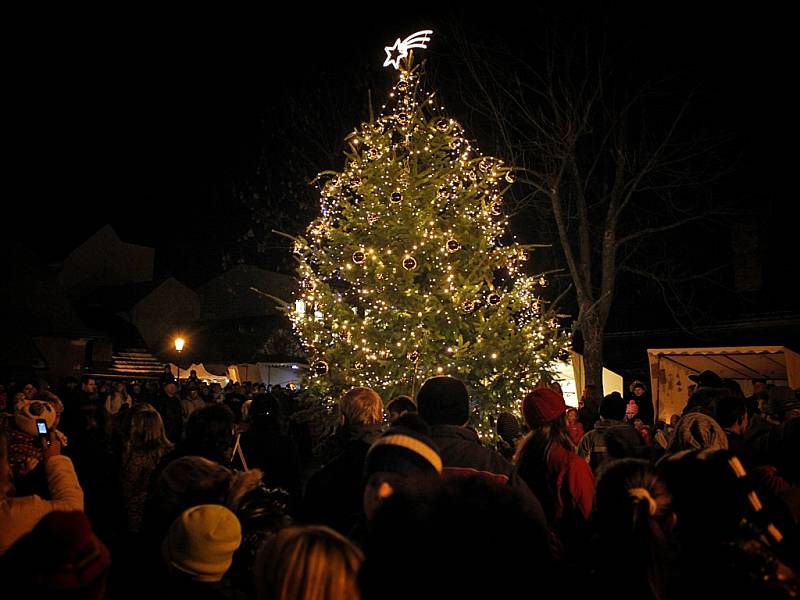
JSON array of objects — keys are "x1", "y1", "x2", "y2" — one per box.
[
  {"x1": 227, "y1": 362, "x2": 307, "y2": 388},
  {"x1": 170, "y1": 362, "x2": 230, "y2": 386},
  {"x1": 646, "y1": 346, "x2": 800, "y2": 421},
  {"x1": 551, "y1": 351, "x2": 624, "y2": 407}
]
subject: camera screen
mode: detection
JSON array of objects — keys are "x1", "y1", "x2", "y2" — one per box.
[{"x1": 37, "y1": 421, "x2": 48, "y2": 434}]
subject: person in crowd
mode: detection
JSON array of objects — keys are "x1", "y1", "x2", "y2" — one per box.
[
  {"x1": 362, "y1": 414, "x2": 442, "y2": 522},
  {"x1": 416, "y1": 376, "x2": 543, "y2": 510},
  {"x1": 180, "y1": 384, "x2": 206, "y2": 423},
  {"x1": 153, "y1": 380, "x2": 183, "y2": 445},
  {"x1": 589, "y1": 459, "x2": 678, "y2": 600},
  {"x1": 632, "y1": 417, "x2": 652, "y2": 446},
  {"x1": 385, "y1": 395, "x2": 416, "y2": 423},
  {"x1": 0, "y1": 430, "x2": 84, "y2": 555},
  {"x1": 515, "y1": 387, "x2": 594, "y2": 559},
  {"x1": 359, "y1": 474, "x2": 554, "y2": 598},
  {"x1": 628, "y1": 380, "x2": 654, "y2": 426},
  {"x1": 161, "y1": 403, "x2": 236, "y2": 469},
  {"x1": 239, "y1": 393, "x2": 303, "y2": 514},
  {"x1": 104, "y1": 381, "x2": 131, "y2": 417},
  {"x1": 577, "y1": 385, "x2": 601, "y2": 433},
  {"x1": 302, "y1": 387, "x2": 384, "y2": 535},
  {"x1": 566, "y1": 407, "x2": 584, "y2": 447},
  {"x1": 254, "y1": 525, "x2": 363, "y2": 600},
  {"x1": 746, "y1": 377, "x2": 769, "y2": 419},
  {"x1": 495, "y1": 411, "x2": 522, "y2": 461},
  {"x1": 659, "y1": 448, "x2": 799, "y2": 597},
  {"x1": 0, "y1": 510, "x2": 111, "y2": 599},
  {"x1": 120, "y1": 403, "x2": 174, "y2": 534},
  {"x1": 577, "y1": 392, "x2": 646, "y2": 473},
  {"x1": 714, "y1": 395, "x2": 748, "y2": 457},
  {"x1": 663, "y1": 412, "x2": 728, "y2": 458},
  {"x1": 161, "y1": 504, "x2": 242, "y2": 598}
]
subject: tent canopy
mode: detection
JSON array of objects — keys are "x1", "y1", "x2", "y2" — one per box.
[{"x1": 646, "y1": 345, "x2": 800, "y2": 420}]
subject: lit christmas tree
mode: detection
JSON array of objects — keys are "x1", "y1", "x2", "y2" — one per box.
[{"x1": 287, "y1": 33, "x2": 570, "y2": 436}]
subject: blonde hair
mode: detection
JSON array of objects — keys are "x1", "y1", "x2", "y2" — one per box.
[
  {"x1": 340, "y1": 387, "x2": 383, "y2": 425},
  {"x1": 255, "y1": 525, "x2": 364, "y2": 600},
  {"x1": 123, "y1": 403, "x2": 173, "y2": 464}
]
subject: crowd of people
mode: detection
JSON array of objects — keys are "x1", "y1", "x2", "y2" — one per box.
[{"x1": 0, "y1": 369, "x2": 798, "y2": 598}]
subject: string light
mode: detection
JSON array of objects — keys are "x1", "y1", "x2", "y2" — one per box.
[{"x1": 288, "y1": 51, "x2": 571, "y2": 441}]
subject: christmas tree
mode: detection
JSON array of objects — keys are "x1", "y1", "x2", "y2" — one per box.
[{"x1": 287, "y1": 40, "x2": 570, "y2": 436}]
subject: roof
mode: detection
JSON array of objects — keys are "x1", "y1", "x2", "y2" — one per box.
[{"x1": 646, "y1": 346, "x2": 800, "y2": 382}]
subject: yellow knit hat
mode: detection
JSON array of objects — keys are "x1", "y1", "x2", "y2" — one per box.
[{"x1": 162, "y1": 504, "x2": 242, "y2": 582}]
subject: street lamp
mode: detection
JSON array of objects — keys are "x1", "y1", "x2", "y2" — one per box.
[{"x1": 174, "y1": 337, "x2": 185, "y2": 384}]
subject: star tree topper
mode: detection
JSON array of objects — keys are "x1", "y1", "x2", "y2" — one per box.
[{"x1": 383, "y1": 30, "x2": 433, "y2": 69}]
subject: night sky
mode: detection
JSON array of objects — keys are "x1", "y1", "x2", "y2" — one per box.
[{"x1": 9, "y1": 6, "x2": 794, "y2": 286}]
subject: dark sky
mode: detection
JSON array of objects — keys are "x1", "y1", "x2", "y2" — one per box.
[{"x1": 9, "y1": 6, "x2": 793, "y2": 277}]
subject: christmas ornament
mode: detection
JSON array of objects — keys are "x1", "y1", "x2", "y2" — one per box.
[
  {"x1": 407, "y1": 351, "x2": 419, "y2": 362},
  {"x1": 397, "y1": 112, "x2": 410, "y2": 125},
  {"x1": 449, "y1": 139, "x2": 460, "y2": 149},
  {"x1": 354, "y1": 362, "x2": 365, "y2": 370},
  {"x1": 352, "y1": 250, "x2": 366, "y2": 264},
  {"x1": 491, "y1": 201, "x2": 502, "y2": 215},
  {"x1": 368, "y1": 213, "x2": 380, "y2": 224},
  {"x1": 505, "y1": 171, "x2": 516, "y2": 183},
  {"x1": 463, "y1": 300, "x2": 478, "y2": 313},
  {"x1": 435, "y1": 118, "x2": 449, "y2": 131},
  {"x1": 350, "y1": 176, "x2": 361, "y2": 186},
  {"x1": 313, "y1": 361, "x2": 329, "y2": 376},
  {"x1": 479, "y1": 158, "x2": 492, "y2": 173},
  {"x1": 367, "y1": 147, "x2": 381, "y2": 160},
  {"x1": 446, "y1": 239, "x2": 461, "y2": 253},
  {"x1": 391, "y1": 192, "x2": 403, "y2": 203},
  {"x1": 488, "y1": 292, "x2": 502, "y2": 305},
  {"x1": 403, "y1": 255, "x2": 417, "y2": 270}
]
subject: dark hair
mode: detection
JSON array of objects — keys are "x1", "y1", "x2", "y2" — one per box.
[
  {"x1": 594, "y1": 459, "x2": 675, "y2": 600},
  {"x1": 387, "y1": 395, "x2": 417, "y2": 415},
  {"x1": 714, "y1": 395, "x2": 747, "y2": 429},
  {"x1": 600, "y1": 392, "x2": 626, "y2": 420},
  {"x1": 183, "y1": 404, "x2": 235, "y2": 464}
]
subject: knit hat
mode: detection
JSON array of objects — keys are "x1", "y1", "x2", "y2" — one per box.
[
  {"x1": 666, "y1": 412, "x2": 728, "y2": 454},
  {"x1": 0, "y1": 511, "x2": 111, "y2": 593},
  {"x1": 522, "y1": 388, "x2": 566, "y2": 428},
  {"x1": 496, "y1": 412, "x2": 521, "y2": 443},
  {"x1": 163, "y1": 504, "x2": 242, "y2": 582},
  {"x1": 765, "y1": 386, "x2": 800, "y2": 416},
  {"x1": 417, "y1": 376, "x2": 470, "y2": 426},
  {"x1": 365, "y1": 425, "x2": 442, "y2": 478}
]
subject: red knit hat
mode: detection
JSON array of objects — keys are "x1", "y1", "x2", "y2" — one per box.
[{"x1": 522, "y1": 388, "x2": 566, "y2": 427}]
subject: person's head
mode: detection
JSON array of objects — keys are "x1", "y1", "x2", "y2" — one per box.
[
  {"x1": 359, "y1": 475, "x2": 553, "y2": 598},
  {"x1": 496, "y1": 411, "x2": 521, "y2": 443},
  {"x1": 633, "y1": 418, "x2": 645, "y2": 430},
  {"x1": 666, "y1": 413, "x2": 728, "y2": 455},
  {"x1": 184, "y1": 404, "x2": 236, "y2": 463},
  {"x1": 522, "y1": 387, "x2": 566, "y2": 430},
  {"x1": 386, "y1": 395, "x2": 416, "y2": 422},
  {"x1": 669, "y1": 414, "x2": 680, "y2": 427},
  {"x1": 714, "y1": 395, "x2": 748, "y2": 431},
  {"x1": 565, "y1": 407, "x2": 578, "y2": 426},
  {"x1": 688, "y1": 370, "x2": 724, "y2": 390},
  {"x1": 254, "y1": 525, "x2": 363, "y2": 600},
  {"x1": 21, "y1": 381, "x2": 38, "y2": 400},
  {"x1": 764, "y1": 386, "x2": 800, "y2": 421},
  {"x1": 631, "y1": 381, "x2": 647, "y2": 397},
  {"x1": 80, "y1": 375, "x2": 97, "y2": 395},
  {"x1": 362, "y1": 420, "x2": 442, "y2": 520},
  {"x1": 751, "y1": 378, "x2": 767, "y2": 395},
  {"x1": 163, "y1": 381, "x2": 178, "y2": 397},
  {"x1": 599, "y1": 392, "x2": 626, "y2": 421},
  {"x1": 125, "y1": 403, "x2": 173, "y2": 459},
  {"x1": 0, "y1": 511, "x2": 111, "y2": 599},
  {"x1": 339, "y1": 387, "x2": 384, "y2": 427},
  {"x1": 416, "y1": 376, "x2": 470, "y2": 427},
  {"x1": 163, "y1": 504, "x2": 242, "y2": 583}
]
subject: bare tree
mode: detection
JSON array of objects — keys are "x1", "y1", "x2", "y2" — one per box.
[{"x1": 445, "y1": 29, "x2": 730, "y2": 394}]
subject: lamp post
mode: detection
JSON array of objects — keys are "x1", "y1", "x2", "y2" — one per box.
[{"x1": 174, "y1": 337, "x2": 185, "y2": 385}]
